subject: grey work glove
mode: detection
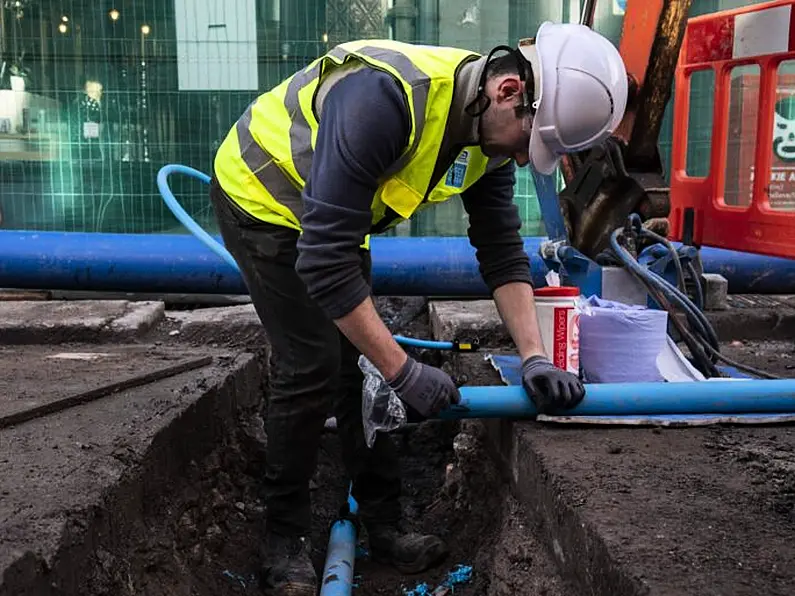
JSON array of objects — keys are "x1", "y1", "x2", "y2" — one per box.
[
  {"x1": 387, "y1": 356, "x2": 461, "y2": 418},
  {"x1": 521, "y1": 355, "x2": 585, "y2": 414}
]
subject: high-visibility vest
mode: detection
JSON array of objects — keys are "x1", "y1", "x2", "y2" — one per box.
[{"x1": 214, "y1": 39, "x2": 507, "y2": 237}]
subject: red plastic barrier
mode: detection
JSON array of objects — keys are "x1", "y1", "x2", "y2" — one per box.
[{"x1": 669, "y1": 0, "x2": 795, "y2": 259}]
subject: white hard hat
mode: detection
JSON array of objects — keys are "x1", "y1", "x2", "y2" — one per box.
[{"x1": 518, "y1": 22, "x2": 628, "y2": 175}]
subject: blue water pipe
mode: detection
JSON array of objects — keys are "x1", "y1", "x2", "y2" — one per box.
[
  {"x1": 440, "y1": 379, "x2": 795, "y2": 419},
  {"x1": 320, "y1": 489, "x2": 359, "y2": 596},
  {"x1": 1, "y1": 164, "x2": 794, "y2": 295},
  {"x1": 1, "y1": 231, "x2": 795, "y2": 296}
]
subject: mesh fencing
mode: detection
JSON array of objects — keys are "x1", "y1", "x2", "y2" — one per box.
[{"x1": 0, "y1": 0, "x2": 757, "y2": 236}]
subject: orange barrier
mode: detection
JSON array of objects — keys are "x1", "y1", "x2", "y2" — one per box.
[{"x1": 669, "y1": 0, "x2": 795, "y2": 259}]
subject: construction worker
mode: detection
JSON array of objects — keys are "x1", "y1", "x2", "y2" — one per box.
[{"x1": 209, "y1": 21, "x2": 627, "y2": 595}]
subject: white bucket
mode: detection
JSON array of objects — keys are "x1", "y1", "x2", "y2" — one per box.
[{"x1": 533, "y1": 286, "x2": 581, "y2": 374}]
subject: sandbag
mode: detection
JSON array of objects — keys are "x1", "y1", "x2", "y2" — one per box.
[{"x1": 578, "y1": 296, "x2": 669, "y2": 383}]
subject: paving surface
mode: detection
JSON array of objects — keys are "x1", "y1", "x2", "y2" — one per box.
[
  {"x1": 0, "y1": 342, "x2": 259, "y2": 596},
  {"x1": 0, "y1": 300, "x2": 165, "y2": 343},
  {"x1": 0, "y1": 345, "x2": 212, "y2": 428},
  {"x1": 432, "y1": 299, "x2": 795, "y2": 596}
]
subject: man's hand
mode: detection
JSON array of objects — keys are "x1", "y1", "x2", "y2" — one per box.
[
  {"x1": 521, "y1": 355, "x2": 585, "y2": 414},
  {"x1": 387, "y1": 356, "x2": 460, "y2": 418}
]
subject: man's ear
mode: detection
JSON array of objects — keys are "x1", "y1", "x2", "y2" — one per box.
[{"x1": 495, "y1": 75, "x2": 523, "y2": 104}]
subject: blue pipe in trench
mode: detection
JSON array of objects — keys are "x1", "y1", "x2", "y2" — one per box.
[
  {"x1": 441, "y1": 379, "x2": 795, "y2": 419},
  {"x1": 320, "y1": 491, "x2": 359, "y2": 596}
]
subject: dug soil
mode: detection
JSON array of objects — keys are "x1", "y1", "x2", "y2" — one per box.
[{"x1": 75, "y1": 298, "x2": 576, "y2": 596}]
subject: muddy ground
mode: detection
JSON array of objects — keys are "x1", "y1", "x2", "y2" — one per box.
[
  {"x1": 454, "y1": 336, "x2": 795, "y2": 596},
  {"x1": 4, "y1": 297, "x2": 794, "y2": 596},
  {"x1": 72, "y1": 297, "x2": 576, "y2": 596}
]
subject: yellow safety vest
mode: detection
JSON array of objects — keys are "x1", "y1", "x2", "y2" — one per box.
[{"x1": 214, "y1": 39, "x2": 502, "y2": 239}]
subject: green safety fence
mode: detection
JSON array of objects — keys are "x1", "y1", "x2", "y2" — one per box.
[{"x1": 0, "y1": 0, "x2": 762, "y2": 236}]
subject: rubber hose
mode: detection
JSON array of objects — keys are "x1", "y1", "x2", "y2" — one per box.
[
  {"x1": 640, "y1": 227, "x2": 687, "y2": 293},
  {"x1": 611, "y1": 228, "x2": 720, "y2": 353},
  {"x1": 623, "y1": 260, "x2": 720, "y2": 377},
  {"x1": 686, "y1": 261, "x2": 704, "y2": 311},
  {"x1": 610, "y1": 229, "x2": 714, "y2": 345},
  {"x1": 643, "y1": 266, "x2": 720, "y2": 354},
  {"x1": 612, "y1": 228, "x2": 781, "y2": 379},
  {"x1": 610, "y1": 229, "x2": 720, "y2": 374}
]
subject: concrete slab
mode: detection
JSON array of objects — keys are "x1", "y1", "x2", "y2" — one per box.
[
  {"x1": 430, "y1": 294, "x2": 795, "y2": 346},
  {"x1": 0, "y1": 300, "x2": 165, "y2": 344},
  {"x1": 429, "y1": 300, "x2": 511, "y2": 348},
  {"x1": 0, "y1": 343, "x2": 260, "y2": 596},
  {"x1": 0, "y1": 346, "x2": 212, "y2": 428},
  {"x1": 431, "y1": 306, "x2": 795, "y2": 596},
  {"x1": 166, "y1": 304, "x2": 266, "y2": 346}
]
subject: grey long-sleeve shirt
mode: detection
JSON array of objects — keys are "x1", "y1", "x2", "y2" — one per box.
[{"x1": 295, "y1": 67, "x2": 532, "y2": 319}]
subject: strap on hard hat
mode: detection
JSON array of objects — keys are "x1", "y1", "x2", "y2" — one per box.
[{"x1": 465, "y1": 44, "x2": 535, "y2": 118}]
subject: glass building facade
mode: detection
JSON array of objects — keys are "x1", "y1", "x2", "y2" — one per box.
[{"x1": 0, "y1": 0, "x2": 766, "y2": 237}]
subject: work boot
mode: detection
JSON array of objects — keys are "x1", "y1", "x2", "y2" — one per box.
[
  {"x1": 367, "y1": 521, "x2": 449, "y2": 575},
  {"x1": 259, "y1": 532, "x2": 317, "y2": 596}
]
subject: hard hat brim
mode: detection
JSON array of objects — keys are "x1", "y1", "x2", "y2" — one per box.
[
  {"x1": 527, "y1": 117, "x2": 560, "y2": 175},
  {"x1": 518, "y1": 22, "x2": 559, "y2": 175}
]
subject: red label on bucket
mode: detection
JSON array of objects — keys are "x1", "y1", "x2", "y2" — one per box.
[{"x1": 553, "y1": 307, "x2": 568, "y2": 370}]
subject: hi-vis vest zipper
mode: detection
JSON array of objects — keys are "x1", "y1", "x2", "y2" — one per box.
[{"x1": 213, "y1": 39, "x2": 500, "y2": 245}]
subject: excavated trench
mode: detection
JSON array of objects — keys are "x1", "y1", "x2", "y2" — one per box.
[{"x1": 72, "y1": 298, "x2": 575, "y2": 596}]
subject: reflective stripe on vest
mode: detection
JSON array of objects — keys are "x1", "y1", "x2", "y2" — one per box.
[{"x1": 236, "y1": 103, "x2": 304, "y2": 221}]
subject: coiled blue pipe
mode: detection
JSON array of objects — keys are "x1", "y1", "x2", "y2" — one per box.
[
  {"x1": 157, "y1": 164, "x2": 456, "y2": 351},
  {"x1": 156, "y1": 164, "x2": 239, "y2": 270},
  {"x1": 442, "y1": 379, "x2": 795, "y2": 419}
]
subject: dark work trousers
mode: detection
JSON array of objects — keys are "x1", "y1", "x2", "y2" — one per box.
[{"x1": 208, "y1": 177, "x2": 402, "y2": 537}]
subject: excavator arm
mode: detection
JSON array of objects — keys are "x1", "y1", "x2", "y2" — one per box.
[{"x1": 553, "y1": 0, "x2": 693, "y2": 259}]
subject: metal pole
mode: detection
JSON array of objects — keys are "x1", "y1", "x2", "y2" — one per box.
[
  {"x1": 580, "y1": 0, "x2": 597, "y2": 27},
  {"x1": 391, "y1": 0, "x2": 416, "y2": 42}
]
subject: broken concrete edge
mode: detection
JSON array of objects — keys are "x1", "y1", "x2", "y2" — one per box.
[
  {"x1": 429, "y1": 297, "x2": 795, "y2": 344},
  {"x1": 0, "y1": 352, "x2": 262, "y2": 596},
  {"x1": 108, "y1": 301, "x2": 165, "y2": 337},
  {"x1": 0, "y1": 301, "x2": 167, "y2": 345},
  {"x1": 165, "y1": 304, "x2": 267, "y2": 346}
]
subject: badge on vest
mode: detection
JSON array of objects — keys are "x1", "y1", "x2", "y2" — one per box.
[{"x1": 445, "y1": 150, "x2": 469, "y2": 189}]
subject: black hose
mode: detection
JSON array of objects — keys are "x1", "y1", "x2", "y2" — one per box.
[
  {"x1": 610, "y1": 228, "x2": 719, "y2": 376},
  {"x1": 615, "y1": 219, "x2": 721, "y2": 353},
  {"x1": 644, "y1": 267, "x2": 721, "y2": 355},
  {"x1": 610, "y1": 229, "x2": 720, "y2": 356},
  {"x1": 640, "y1": 227, "x2": 687, "y2": 293},
  {"x1": 630, "y1": 265, "x2": 720, "y2": 377},
  {"x1": 685, "y1": 261, "x2": 704, "y2": 311},
  {"x1": 610, "y1": 224, "x2": 781, "y2": 380}
]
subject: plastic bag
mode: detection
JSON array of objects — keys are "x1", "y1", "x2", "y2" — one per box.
[
  {"x1": 359, "y1": 355, "x2": 408, "y2": 448},
  {"x1": 578, "y1": 295, "x2": 669, "y2": 383}
]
